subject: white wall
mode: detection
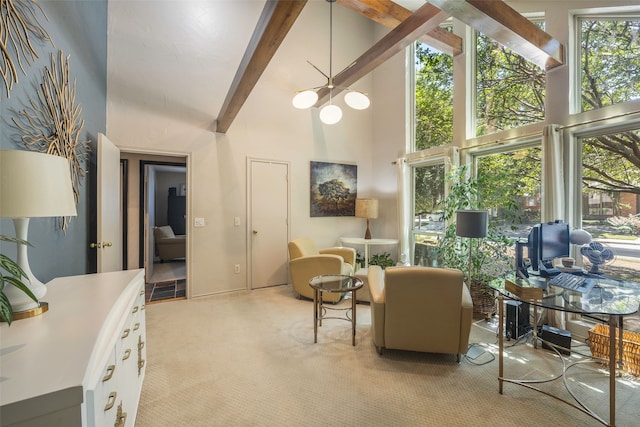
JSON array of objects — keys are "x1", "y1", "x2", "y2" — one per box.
[{"x1": 108, "y1": 3, "x2": 382, "y2": 297}]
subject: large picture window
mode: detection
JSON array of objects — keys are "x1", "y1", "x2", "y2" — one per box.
[
  {"x1": 414, "y1": 41, "x2": 453, "y2": 151},
  {"x1": 580, "y1": 128, "x2": 640, "y2": 279},
  {"x1": 475, "y1": 23, "x2": 546, "y2": 136},
  {"x1": 412, "y1": 162, "x2": 445, "y2": 266},
  {"x1": 475, "y1": 146, "x2": 542, "y2": 231},
  {"x1": 578, "y1": 17, "x2": 640, "y2": 113}
]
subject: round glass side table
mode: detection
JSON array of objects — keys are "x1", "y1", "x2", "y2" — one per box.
[{"x1": 309, "y1": 274, "x2": 364, "y2": 346}]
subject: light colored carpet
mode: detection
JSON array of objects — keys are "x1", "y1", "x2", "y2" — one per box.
[{"x1": 136, "y1": 285, "x2": 639, "y2": 426}]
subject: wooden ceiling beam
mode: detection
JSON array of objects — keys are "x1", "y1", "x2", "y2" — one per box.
[
  {"x1": 316, "y1": 2, "x2": 449, "y2": 106},
  {"x1": 216, "y1": 0, "x2": 307, "y2": 134},
  {"x1": 427, "y1": 0, "x2": 564, "y2": 70},
  {"x1": 337, "y1": 0, "x2": 462, "y2": 56}
]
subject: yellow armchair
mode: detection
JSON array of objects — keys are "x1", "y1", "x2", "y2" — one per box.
[
  {"x1": 288, "y1": 237, "x2": 356, "y2": 303},
  {"x1": 368, "y1": 265, "x2": 473, "y2": 361}
]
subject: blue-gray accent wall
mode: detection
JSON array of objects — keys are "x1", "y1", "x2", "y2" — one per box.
[{"x1": 0, "y1": 0, "x2": 107, "y2": 281}]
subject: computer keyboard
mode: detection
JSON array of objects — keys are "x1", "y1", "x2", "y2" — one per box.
[{"x1": 549, "y1": 272, "x2": 596, "y2": 293}]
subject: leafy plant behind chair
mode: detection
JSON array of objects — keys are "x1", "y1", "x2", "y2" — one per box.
[
  {"x1": 436, "y1": 165, "x2": 523, "y2": 315},
  {"x1": 369, "y1": 252, "x2": 395, "y2": 269}
]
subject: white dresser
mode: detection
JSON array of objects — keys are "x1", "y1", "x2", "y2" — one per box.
[{"x1": 0, "y1": 269, "x2": 146, "y2": 427}]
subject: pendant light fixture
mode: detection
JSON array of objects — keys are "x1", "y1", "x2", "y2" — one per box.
[{"x1": 292, "y1": 0, "x2": 370, "y2": 125}]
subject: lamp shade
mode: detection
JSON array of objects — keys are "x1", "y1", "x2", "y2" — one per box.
[
  {"x1": 344, "y1": 91, "x2": 370, "y2": 110},
  {"x1": 570, "y1": 228, "x2": 592, "y2": 245},
  {"x1": 292, "y1": 90, "x2": 318, "y2": 109},
  {"x1": 0, "y1": 150, "x2": 77, "y2": 218},
  {"x1": 319, "y1": 104, "x2": 342, "y2": 125},
  {"x1": 455, "y1": 210, "x2": 488, "y2": 238},
  {"x1": 355, "y1": 198, "x2": 379, "y2": 219}
]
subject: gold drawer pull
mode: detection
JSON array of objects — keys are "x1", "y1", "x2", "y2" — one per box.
[
  {"x1": 121, "y1": 329, "x2": 130, "y2": 339},
  {"x1": 133, "y1": 322, "x2": 140, "y2": 331},
  {"x1": 141, "y1": 304, "x2": 145, "y2": 310},
  {"x1": 139, "y1": 289, "x2": 144, "y2": 296},
  {"x1": 115, "y1": 402, "x2": 127, "y2": 427},
  {"x1": 132, "y1": 306, "x2": 139, "y2": 314},
  {"x1": 102, "y1": 365, "x2": 115, "y2": 382},
  {"x1": 138, "y1": 359, "x2": 145, "y2": 375},
  {"x1": 122, "y1": 349, "x2": 131, "y2": 360},
  {"x1": 104, "y1": 392, "x2": 117, "y2": 411},
  {"x1": 138, "y1": 340, "x2": 145, "y2": 350}
]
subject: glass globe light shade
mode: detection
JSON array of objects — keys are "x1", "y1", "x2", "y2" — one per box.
[
  {"x1": 344, "y1": 91, "x2": 370, "y2": 110},
  {"x1": 292, "y1": 90, "x2": 318, "y2": 109},
  {"x1": 319, "y1": 104, "x2": 342, "y2": 125}
]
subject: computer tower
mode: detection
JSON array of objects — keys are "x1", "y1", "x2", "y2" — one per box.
[{"x1": 506, "y1": 300, "x2": 530, "y2": 340}]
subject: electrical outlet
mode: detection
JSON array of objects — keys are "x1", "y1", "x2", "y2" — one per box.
[{"x1": 234, "y1": 264, "x2": 240, "y2": 274}]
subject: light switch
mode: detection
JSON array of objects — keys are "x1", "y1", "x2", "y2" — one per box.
[
  {"x1": 194, "y1": 217, "x2": 205, "y2": 227},
  {"x1": 234, "y1": 217, "x2": 240, "y2": 227}
]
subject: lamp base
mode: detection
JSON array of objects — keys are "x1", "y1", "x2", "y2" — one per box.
[
  {"x1": 364, "y1": 218, "x2": 372, "y2": 240},
  {"x1": 0, "y1": 302, "x2": 48, "y2": 322}
]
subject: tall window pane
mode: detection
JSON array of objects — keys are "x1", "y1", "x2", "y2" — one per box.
[
  {"x1": 580, "y1": 18, "x2": 640, "y2": 112},
  {"x1": 413, "y1": 163, "x2": 445, "y2": 266},
  {"x1": 476, "y1": 146, "x2": 542, "y2": 237},
  {"x1": 415, "y1": 42, "x2": 453, "y2": 150},
  {"x1": 580, "y1": 129, "x2": 640, "y2": 279},
  {"x1": 476, "y1": 26, "x2": 546, "y2": 136}
]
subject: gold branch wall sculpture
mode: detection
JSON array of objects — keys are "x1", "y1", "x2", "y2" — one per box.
[
  {"x1": 1, "y1": 0, "x2": 53, "y2": 98},
  {"x1": 12, "y1": 50, "x2": 90, "y2": 232}
]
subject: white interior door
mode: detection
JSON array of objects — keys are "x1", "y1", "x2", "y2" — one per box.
[
  {"x1": 96, "y1": 133, "x2": 122, "y2": 272},
  {"x1": 249, "y1": 160, "x2": 289, "y2": 289}
]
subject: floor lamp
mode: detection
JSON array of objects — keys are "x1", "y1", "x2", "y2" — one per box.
[
  {"x1": 455, "y1": 210, "x2": 488, "y2": 286},
  {"x1": 0, "y1": 150, "x2": 77, "y2": 317},
  {"x1": 355, "y1": 198, "x2": 378, "y2": 240}
]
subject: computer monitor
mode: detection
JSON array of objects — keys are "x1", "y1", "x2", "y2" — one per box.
[
  {"x1": 515, "y1": 221, "x2": 569, "y2": 278},
  {"x1": 539, "y1": 221, "x2": 570, "y2": 265}
]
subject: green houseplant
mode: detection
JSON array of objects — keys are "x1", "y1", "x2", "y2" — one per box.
[
  {"x1": 436, "y1": 165, "x2": 522, "y2": 317},
  {"x1": 1, "y1": 235, "x2": 38, "y2": 325},
  {"x1": 368, "y1": 252, "x2": 395, "y2": 269}
]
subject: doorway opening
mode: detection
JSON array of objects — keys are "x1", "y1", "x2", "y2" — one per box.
[
  {"x1": 120, "y1": 152, "x2": 188, "y2": 304},
  {"x1": 142, "y1": 161, "x2": 187, "y2": 303}
]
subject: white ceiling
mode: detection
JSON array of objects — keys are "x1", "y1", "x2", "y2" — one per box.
[
  {"x1": 107, "y1": 0, "x2": 425, "y2": 129},
  {"x1": 108, "y1": 0, "x2": 267, "y2": 127}
]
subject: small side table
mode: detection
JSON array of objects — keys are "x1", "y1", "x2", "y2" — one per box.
[
  {"x1": 339, "y1": 237, "x2": 399, "y2": 268},
  {"x1": 309, "y1": 275, "x2": 363, "y2": 346}
]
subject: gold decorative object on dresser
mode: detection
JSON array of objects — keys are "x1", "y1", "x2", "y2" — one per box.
[{"x1": 0, "y1": 269, "x2": 146, "y2": 426}]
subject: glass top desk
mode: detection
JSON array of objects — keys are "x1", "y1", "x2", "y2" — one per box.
[{"x1": 489, "y1": 274, "x2": 640, "y2": 426}]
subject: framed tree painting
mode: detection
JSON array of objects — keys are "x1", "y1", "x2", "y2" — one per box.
[{"x1": 310, "y1": 161, "x2": 357, "y2": 217}]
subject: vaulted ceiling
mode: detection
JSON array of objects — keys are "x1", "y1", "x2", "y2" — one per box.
[
  {"x1": 108, "y1": 1, "x2": 563, "y2": 135},
  {"x1": 215, "y1": 0, "x2": 562, "y2": 133}
]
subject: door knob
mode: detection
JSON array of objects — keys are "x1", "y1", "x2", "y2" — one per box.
[
  {"x1": 253, "y1": 230, "x2": 258, "y2": 234},
  {"x1": 90, "y1": 242, "x2": 102, "y2": 249},
  {"x1": 103, "y1": 241, "x2": 113, "y2": 248}
]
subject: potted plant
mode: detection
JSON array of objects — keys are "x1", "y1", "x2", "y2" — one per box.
[
  {"x1": 368, "y1": 252, "x2": 395, "y2": 269},
  {"x1": 436, "y1": 165, "x2": 522, "y2": 317},
  {"x1": 1, "y1": 235, "x2": 38, "y2": 325}
]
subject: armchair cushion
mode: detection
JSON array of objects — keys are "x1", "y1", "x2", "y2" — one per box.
[
  {"x1": 153, "y1": 225, "x2": 185, "y2": 261},
  {"x1": 288, "y1": 238, "x2": 356, "y2": 303},
  {"x1": 368, "y1": 265, "x2": 473, "y2": 360}
]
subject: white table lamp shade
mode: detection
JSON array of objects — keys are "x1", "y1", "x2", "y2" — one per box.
[
  {"x1": 0, "y1": 150, "x2": 77, "y2": 218},
  {"x1": 0, "y1": 150, "x2": 77, "y2": 313}
]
